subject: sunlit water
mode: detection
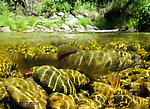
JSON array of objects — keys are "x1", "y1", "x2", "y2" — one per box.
[
  {"x1": 0, "y1": 32, "x2": 150, "y2": 47},
  {"x1": 0, "y1": 32, "x2": 150, "y2": 108}
]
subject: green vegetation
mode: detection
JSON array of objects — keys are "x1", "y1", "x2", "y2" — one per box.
[
  {"x1": 0, "y1": 0, "x2": 149, "y2": 32},
  {"x1": 130, "y1": 0, "x2": 150, "y2": 31},
  {"x1": 78, "y1": 17, "x2": 90, "y2": 27}
]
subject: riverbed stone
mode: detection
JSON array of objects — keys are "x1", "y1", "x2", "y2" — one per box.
[
  {"x1": 4, "y1": 77, "x2": 48, "y2": 109},
  {"x1": 1, "y1": 27, "x2": 11, "y2": 32}
]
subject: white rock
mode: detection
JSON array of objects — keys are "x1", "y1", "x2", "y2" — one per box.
[
  {"x1": 76, "y1": 14, "x2": 84, "y2": 19},
  {"x1": 1, "y1": 27, "x2": 11, "y2": 32},
  {"x1": 51, "y1": 14, "x2": 61, "y2": 20},
  {"x1": 74, "y1": 28, "x2": 86, "y2": 32},
  {"x1": 53, "y1": 24, "x2": 57, "y2": 28},
  {"x1": 73, "y1": 25, "x2": 79, "y2": 28},
  {"x1": 80, "y1": 25, "x2": 86, "y2": 30},
  {"x1": 68, "y1": 14, "x2": 75, "y2": 18},
  {"x1": 54, "y1": 28, "x2": 63, "y2": 32},
  {"x1": 86, "y1": 25, "x2": 95, "y2": 30},
  {"x1": 65, "y1": 14, "x2": 75, "y2": 21},
  {"x1": 93, "y1": 26, "x2": 99, "y2": 30},
  {"x1": 23, "y1": 29, "x2": 34, "y2": 32},
  {"x1": 84, "y1": 12, "x2": 89, "y2": 17},
  {"x1": 57, "y1": 12, "x2": 64, "y2": 17},
  {"x1": 65, "y1": 18, "x2": 79, "y2": 26},
  {"x1": 61, "y1": 24, "x2": 72, "y2": 31}
]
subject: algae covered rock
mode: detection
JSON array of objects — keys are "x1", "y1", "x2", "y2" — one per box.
[
  {"x1": 33, "y1": 65, "x2": 76, "y2": 95},
  {"x1": 47, "y1": 92, "x2": 76, "y2": 109},
  {"x1": 59, "y1": 69, "x2": 90, "y2": 88},
  {"x1": 70, "y1": 90, "x2": 99, "y2": 109},
  {"x1": 4, "y1": 77, "x2": 48, "y2": 109}
]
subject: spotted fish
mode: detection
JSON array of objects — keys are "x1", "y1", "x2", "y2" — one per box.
[
  {"x1": 57, "y1": 45, "x2": 141, "y2": 78},
  {"x1": 7, "y1": 45, "x2": 140, "y2": 79}
]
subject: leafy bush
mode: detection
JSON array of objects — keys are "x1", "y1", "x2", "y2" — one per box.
[
  {"x1": 78, "y1": 17, "x2": 90, "y2": 27},
  {"x1": 129, "y1": 0, "x2": 150, "y2": 31},
  {"x1": 35, "y1": 0, "x2": 72, "y2": 16},
  {"x1": 0, "y1": 2, "x2": 10, "y2": 14}
]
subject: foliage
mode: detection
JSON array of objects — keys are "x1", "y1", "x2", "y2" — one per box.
[
  {"x1": 129, "y1": 0, "x2": 150, "y2": 31},
  {"x1": 35, "y1": 0, "x2": 72, "y2": 16},
  {"x1": 72, "y1": 1, "x2": 97, "y2": 15},
  {"x1": 0, "y1": 12, "x2": 40, "y2": 31},
  {"x1": 78, "y1": 17, "x2": 90, "y2": 27},
  {"x1": 42, "y1": 19, "x2": 64, "y2": 28},
  {"x1": 1, "y1": 0, "x2": 149, "y2": 31},
  {"x1": 0, "y1": 1, "x2": 10, "y2": 14}
]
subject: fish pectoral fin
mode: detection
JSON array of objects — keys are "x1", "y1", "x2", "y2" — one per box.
[
  {"x1": 108, "y1": 71, "x2": 120, "y2": 89},
  {"x1": 57, "y1": 44, "x2": 79, "y2": 60}
]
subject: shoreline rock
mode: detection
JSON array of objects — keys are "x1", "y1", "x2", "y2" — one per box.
[{"x1": 0, "y1": 12, "x2": 121, "y2": 33}]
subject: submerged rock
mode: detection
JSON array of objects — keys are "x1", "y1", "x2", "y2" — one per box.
[
  {"x1": 47, "y1": 92, "x2": 76, "y2": 109},
  {"x1": 4, "y1": 77, "x2": 48, "y2": 109},
  {"x1": 33, "y1": 65, "x2": 76, "y2": 95},
  {"x1": 59, "y1": 69, "x2": 90, "y2": 88}
]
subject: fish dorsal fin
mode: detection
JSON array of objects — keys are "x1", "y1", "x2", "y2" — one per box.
[{"x1": 57, "y1": 44, "x2": 79, "y2": 60}]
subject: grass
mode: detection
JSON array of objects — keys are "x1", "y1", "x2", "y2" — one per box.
[
  {"x1": 0, "y1": 11, "x2": 66, "y2": 31},
  {"x1": 78, "y1": 17, "x2": 90, "y2": 27}
]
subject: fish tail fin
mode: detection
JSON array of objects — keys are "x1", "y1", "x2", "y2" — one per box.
[{"x1": 7, "y1": 51, "x2": 34, "y2": 75}]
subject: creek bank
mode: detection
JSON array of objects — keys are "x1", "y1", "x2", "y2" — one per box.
[{"x1": 0, "y1": 12, "x2": 122, "y2": 33}]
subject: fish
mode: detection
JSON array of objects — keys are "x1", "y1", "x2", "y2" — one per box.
[
  {"x1": 57, "y1": 45, "x2": 141, "y2": 88},
  {"x1": 7, "y1": 51, "x2": 59, "y2": 75},
  {"x1": 7, "y1": 45, "x2": 140, "y2": 81},
  {"x1": 57, "y1": 45, "x2": 141, "y2": 78}
]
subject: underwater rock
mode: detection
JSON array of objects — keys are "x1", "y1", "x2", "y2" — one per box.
[
  {"x1": 47, "y1": 92, "x2": 76, "y2": 109},
  {"x1": 106, "y1": 94, "x2": 150, "y2": 108},
  {"x1": 90, "y1": 82, "x2": 117, "y2": 97},
  {"x1": 90, "y1": 92, "x2": 106, "y2": 108},
  {"x1": 4, "y1": 77, "x2": 48, "y2": 109},
  {"x1": 136, "y1": 82, "x2": 150, "y2": 98},
  {"x1": 0, "y1": 80, "x2": 9, "y2": 102},
  {"x1": 70, "y1": 91, "x2": 98, "y2": 109},
  {"x1": 59, "y1": 69, "x2": 90, "y2": 88},
  {"x1": 33, "y1": 65, "x2": 76, "y2": 95}
]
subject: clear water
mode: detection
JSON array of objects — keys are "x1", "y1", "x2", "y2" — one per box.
[{"x1": 0, "y1": 32, "x2": 150, "y2": 46}]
